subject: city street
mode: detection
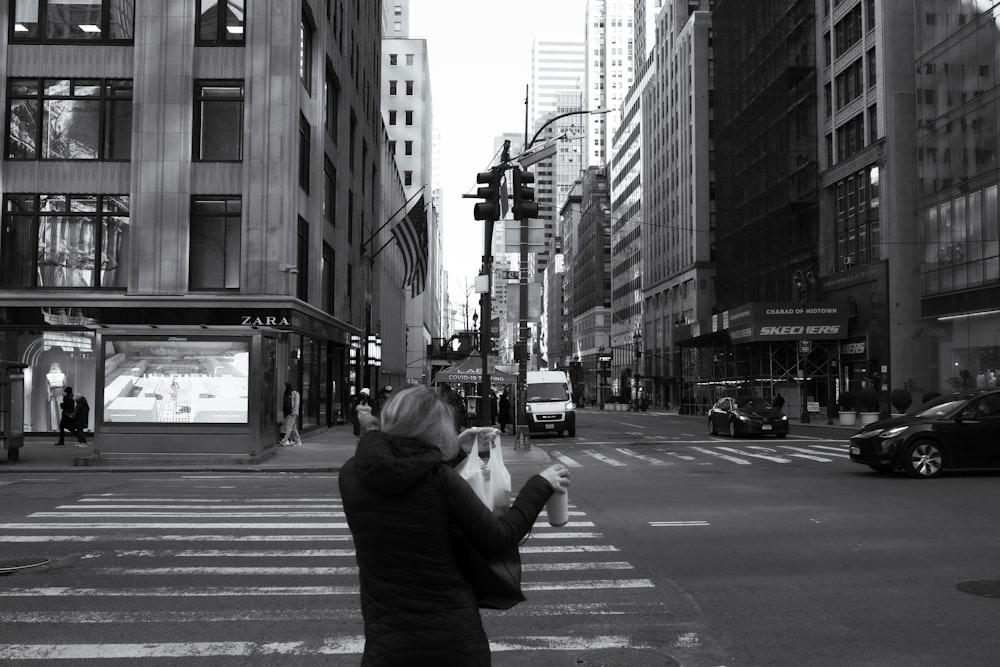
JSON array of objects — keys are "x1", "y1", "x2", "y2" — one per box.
[{"x1": 0, "y1": 411, "x2": 997, "y2": 666}]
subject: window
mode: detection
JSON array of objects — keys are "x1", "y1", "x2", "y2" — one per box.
[
  {"x1": 322, "y1": 242, "x2": 335, "y2": 314},
  {"x1": 6, "y1": 78, "x2": 133, "y2": 160},
  {"x1": 196, "y1": 0, "x2": 244, "y2": 45},
  {"x1": 404, "y1": 140, "x2": 413, "y2": 156},
  {"x1": 404, "y1": 170, "x2": 413, "y2": 186},
  {"x1": 325, "y1": 62, "x2": 340, "y2": 139},
  {"x1": 389, "y1": 110, "x2": 397, "y2": 125},
  {"x1": 189, "y1": 196, "x2": 241, "y2": 290},
  {"x1": 10, "y1": 0, "x2": 135, "y2": 44},
  {"x1": 299, "y1": 113, "x2": 311, "y2": 193},
  {"x1": 323, "y1": 155, "x2": 335, "y2": 223},
  {"x1": 300, "y1": 10, "x2": 314, "y2": 94},
  {"x1": 389, "y1": 80, "x2": 397, "y2": 95},
  {"x1": 297, "y1": 217, "x2": 309, "y2": 300},
  {"x1": 405, "y1": 54, "x2": 414, "y2": 66},
  {"x1": 405, "y1": 110, "x2": 413, "y2": 125},
  {"x1": 1, "y1": 193, "x2": 129, "y2": 288},
  {"x1": 193, "y1": 81, "x2": 244, "y2": 161},
  {"x1": 389, "y1": 53, "x2": 398, "y2": 65},
  {"x1": 349, "y1": 109, "x2": 357, "y2": 171},
  {"x1": 389, "y1": 140, "x2": 396, "y2": 154},
  {"x1": 405, "y1": 80, "x2": 413, "y2": 95}
]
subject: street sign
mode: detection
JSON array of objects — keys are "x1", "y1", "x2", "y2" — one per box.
[{"x1": 799, "y1": 340, "x2": 812, "y2": 354}]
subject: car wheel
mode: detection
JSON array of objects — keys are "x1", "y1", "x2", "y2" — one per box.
[
  {"x1": 708, "y1": 418, "x2": 718, "y2": 435},
  {"x1": 775, "y1": 432, "x2": 787, "y2": 439},
  {"x1": 728, "y1": 420, "x2": 739, "y2": 438},
  {"x1": 903, "y1": 440, "x2": 944, "y2": 479},
  {"x1": 868, "y1": 463, "x2": 894, "y2": 474},
  {"x1": 568, "y1": 427, "x2": 576, "y2": 437}
]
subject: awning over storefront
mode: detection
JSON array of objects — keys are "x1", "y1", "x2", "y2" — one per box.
[{"x1": 435, "y1": 356, "x2": 517, "y2": 384}]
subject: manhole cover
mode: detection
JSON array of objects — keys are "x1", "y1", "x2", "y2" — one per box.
[
  {"x1": 957, "y1": 580, "x2": 1000, "y2": 599},
  {"x1": 0, "y1": 557, "x2": 51, "y2": 574},
  {"x1": 576, "y1": 649, "x2": 679, "y2": 666}
]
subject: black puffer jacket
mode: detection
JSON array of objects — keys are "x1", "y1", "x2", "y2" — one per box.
[{"x1": 339, "y1": 430, "x2": 552, "y2": 666}]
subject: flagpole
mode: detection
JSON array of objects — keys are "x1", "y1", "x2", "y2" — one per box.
[{"x1": 362, "y1": 185, "x2": 425, "y2": 255}]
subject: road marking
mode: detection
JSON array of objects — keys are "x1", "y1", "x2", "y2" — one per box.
[
  {"x1": 615, "y1": 448, "x2": 667, "y2": 465},
  {"x1": 62, "y1": 504, "x2": 343, "y2": 509},
  {"x1": 689, "y1": 447, "x2": 751, "y2": 464},
  {"x1": 80, "y1": 496, "x2": 339, "y2": 502},
  {"x1": 0, "y1": 534, "x2": 355, "y2": 543},
  {"x1": 649, "y1": 521, "x2": 710, "y2": 527},
  {"x1": 523, "y1": 561, "x2": 634, "y2": 572},
  {"x1": 523, "y1": 579, "x2": 655, "y2": 591},
  {"x1": 777, "y1": 446, "x2": 834, "y2": 462},
  {"x1": 520, "y1": 545, "x2": 619, "y2": 553},
  {"x1": 618, "y1": 422, "x2": 646, "y2": 429},
  {"x1": 0, "y1": 636, "x2": 651, "y2": 660},
  {"x1": 0, "y1": 523, "x2": 349, "y2": 530},
  {"x1": 96, "y1": 566, "x2": 360, "y2": 576},
  {"x1": 548, "y1": 451, "x2": 583, "y2": 468},
  {"x1": 582, "y1": 450, "x2": 626, "y2": 467},
  {"x1": 716, "y1": 447, "x2": 791, "y2": 463},
  {"x1": 808, "y1": 444, "x2": 851, "y2": 457},
  {"x1": 30, "y1": 512, "x2": 344, "y2": 518}
]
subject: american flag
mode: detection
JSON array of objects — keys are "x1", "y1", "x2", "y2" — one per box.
[{"x1": 391, "y1": 194, "x2": 427, "y2": 297}]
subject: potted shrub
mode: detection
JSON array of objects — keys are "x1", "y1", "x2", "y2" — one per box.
[
  {"x1": 836, "y1": 390, "x2": 857, "y2": 426},
  {"x1": 857, "y1": 388, "x2": 880, "y2": 425},
  {"x1": 891, "y1": 388, "x2": 913, "y2": 415}
]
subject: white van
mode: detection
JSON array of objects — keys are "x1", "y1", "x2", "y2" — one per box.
[{"x1": 525, "y1": 370, "x2": 576, "y2": 437}]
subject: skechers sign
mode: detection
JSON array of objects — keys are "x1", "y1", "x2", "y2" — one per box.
[{"x1": 724, "y1": 303, "x2": 850, "y2": 342}]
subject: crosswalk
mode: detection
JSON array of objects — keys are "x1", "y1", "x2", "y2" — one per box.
[
  {"x1": 0, "y1": 479, "x2": 696, "y2": 663},
  {"x1": 549, "y1": 441, "x2": 851, "y2": 469}
]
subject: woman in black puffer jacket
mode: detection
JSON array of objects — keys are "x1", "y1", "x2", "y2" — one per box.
[{"x1": 339, "y1": 384, "x2": 570, "y2": 666}]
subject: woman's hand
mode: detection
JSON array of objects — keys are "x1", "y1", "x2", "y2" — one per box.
[
  {"x1": 457, "y1": 426, "x2": 499, "y2": 453},
  {"x1": 539, "y1": 464, "x2": 570, "y2": 493}
]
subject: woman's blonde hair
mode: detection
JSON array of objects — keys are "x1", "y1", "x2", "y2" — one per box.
[{"x1": 379, "y1": 384, "x2": 459, "y2": 459}]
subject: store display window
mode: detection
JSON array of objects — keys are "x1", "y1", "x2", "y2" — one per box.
[{"x1": 103, "y1": 337, "x2": 249, "y2": 423}]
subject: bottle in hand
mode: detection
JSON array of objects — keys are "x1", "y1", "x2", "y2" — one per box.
[{"x1": 545, "y1": 491, "x2": 568, "y2": 527}]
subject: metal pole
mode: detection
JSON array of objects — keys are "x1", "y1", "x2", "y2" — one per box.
[
  {"x1": 479, "y1": 218, "x2": 493, "y2": 427},
  {"x1": 515, "y1": 84, "x2": 531, "y2": 448}
]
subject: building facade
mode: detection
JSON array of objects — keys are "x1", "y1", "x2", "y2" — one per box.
[{"x1": 1, "y1": 0, "x2": 405, "y2": 457}]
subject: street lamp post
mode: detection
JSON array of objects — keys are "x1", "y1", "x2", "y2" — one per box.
[
  {"x1": 633, "y1": 328, "x2": 642, "y2": 409},
  {"x1": 514, "y1": 100, "x2": 612, "y2": 445}
]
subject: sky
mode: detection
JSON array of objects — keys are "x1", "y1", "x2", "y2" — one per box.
[{"x1": 408, "y1": 0, "x2": 586, "y2": 304}]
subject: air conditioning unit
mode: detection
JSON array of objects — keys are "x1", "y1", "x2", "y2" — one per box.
[{"x1": 843, "y1": 257, "x2": 855, "y2": 268}]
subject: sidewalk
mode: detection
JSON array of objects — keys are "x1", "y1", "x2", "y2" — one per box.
[{"x1": 0, "y1": 425, "x2": 551, "y2": 474}]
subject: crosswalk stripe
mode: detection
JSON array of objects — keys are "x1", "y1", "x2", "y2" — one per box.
[
  {"x1": 30, "y1": 512, "x2": 345, "y2": 518},
  {"x1": 0, "y1": 534, "x2": 355, "y2": 543},
  {"x1": 716, "y1": 447, "x2": 791, "y2": 463},
  {"x1": 689, "y1": 446, "x2": 751, "y2": 464},
  {"x1": 615, "y1": 448, "x2": 667, "y2": 465},
  {"x1": 807, "y1": 444, "x2": 851, "y2": 456},
  {"x1": 777, "y1": 446, "x2": 834, "y2": 462},
  {"x1": 582, "y1": 449, "x2": 626, "y2": 467},
  {"x1": 549, "y1": 451, "x2": 583, "y2": 467}
]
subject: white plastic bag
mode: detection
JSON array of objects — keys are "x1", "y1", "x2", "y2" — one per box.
[
  {"x1": 486, "y1": 436, "x2": 512, "y2": 511},
  {"x1": 457, "y1": 435, "x2": 490, "y2": 508}
]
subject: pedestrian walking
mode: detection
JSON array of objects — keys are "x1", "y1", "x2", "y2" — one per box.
[
  {"x1": 373, "y1": 385, "x2": 393, "y2": 417},
  {"x1": 772, "y1": 392, "x2": 785, "y2": 411},
  {"x1": 353, "y1": 388, "x2": 375, "y2": 436},
  {"x1": 498, "y1": 390, "x2": 511, "y2": 434},
  {"x1": 72, "y1": 394, "x2": 90, "y2": 448},
  {"x1": 279, "y1": 383, "x2": 302, "y2": 446},
  {"x1": 339, "y1": 384, "x2": 570, "y2": 665},
  {"x1": 55, "y1": 386, "x2": 80, "y2": 446}
]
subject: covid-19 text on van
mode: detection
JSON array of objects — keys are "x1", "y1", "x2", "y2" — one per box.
[{"x1": 525, "y1": 370, "x2": 575, "y2": 437}]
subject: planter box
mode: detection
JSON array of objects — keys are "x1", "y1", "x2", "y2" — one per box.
[
  {"x1": 838, "y1": 412, "x2": 857, "y2": 427},
  {"x1": 858, "y1": 412, "x2": 880, "y2": 425}
]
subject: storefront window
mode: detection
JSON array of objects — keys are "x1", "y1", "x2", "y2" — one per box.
[{"x1": 103, "y1": 338, "x2": 249, "y2": 423}]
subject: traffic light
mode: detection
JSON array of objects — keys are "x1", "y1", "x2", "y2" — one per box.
[
  {"x1": 473, "y1": 169, "x2": 501, "y2": 221},
  {"x1": 512, "y1": 167, "x2": 538, "y2": 220}
]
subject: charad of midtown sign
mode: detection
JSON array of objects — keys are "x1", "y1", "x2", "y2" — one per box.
[{"x1": 725, "y1": 302, "x2": 850, "y2": 342}]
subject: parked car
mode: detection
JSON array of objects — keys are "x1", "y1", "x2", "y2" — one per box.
[
  {"x1": 849, "y1": 388, "x2": 1000, "y2": 478},
  {"x1": 708, "y1": 396, "x2": 789, "y2": 438}
]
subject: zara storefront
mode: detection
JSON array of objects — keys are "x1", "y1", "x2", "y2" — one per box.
[{"x1": 0, "y1": 298, "x2": 359, "y2": 461}]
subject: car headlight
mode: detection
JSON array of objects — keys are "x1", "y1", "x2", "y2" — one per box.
[
  {"x1": 566, "y1": 402, "x2": 575, "y2": 410},
  {"x1": 738, "y1": 414, "x2": 750, "y2": 422},
  {"x1": 877, "y1": 426, "x2": 908, "y2": 439},
  {"x1": 779, "y1": 415, "x2": 788, "y2": 421},
  {"x1": 525, "y1": 404, "x2": 533, "y2": 414}
]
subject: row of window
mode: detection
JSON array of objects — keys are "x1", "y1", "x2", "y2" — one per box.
[
  {"x1": 0, "y1": 191, "x2": 347, "y2": 315},
  {"x1": 5, "y1": 78, "x2": 243, "y2": 162},
  {"x1": 8, "y1": 0, "x2": 245, "y2": 46}
]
